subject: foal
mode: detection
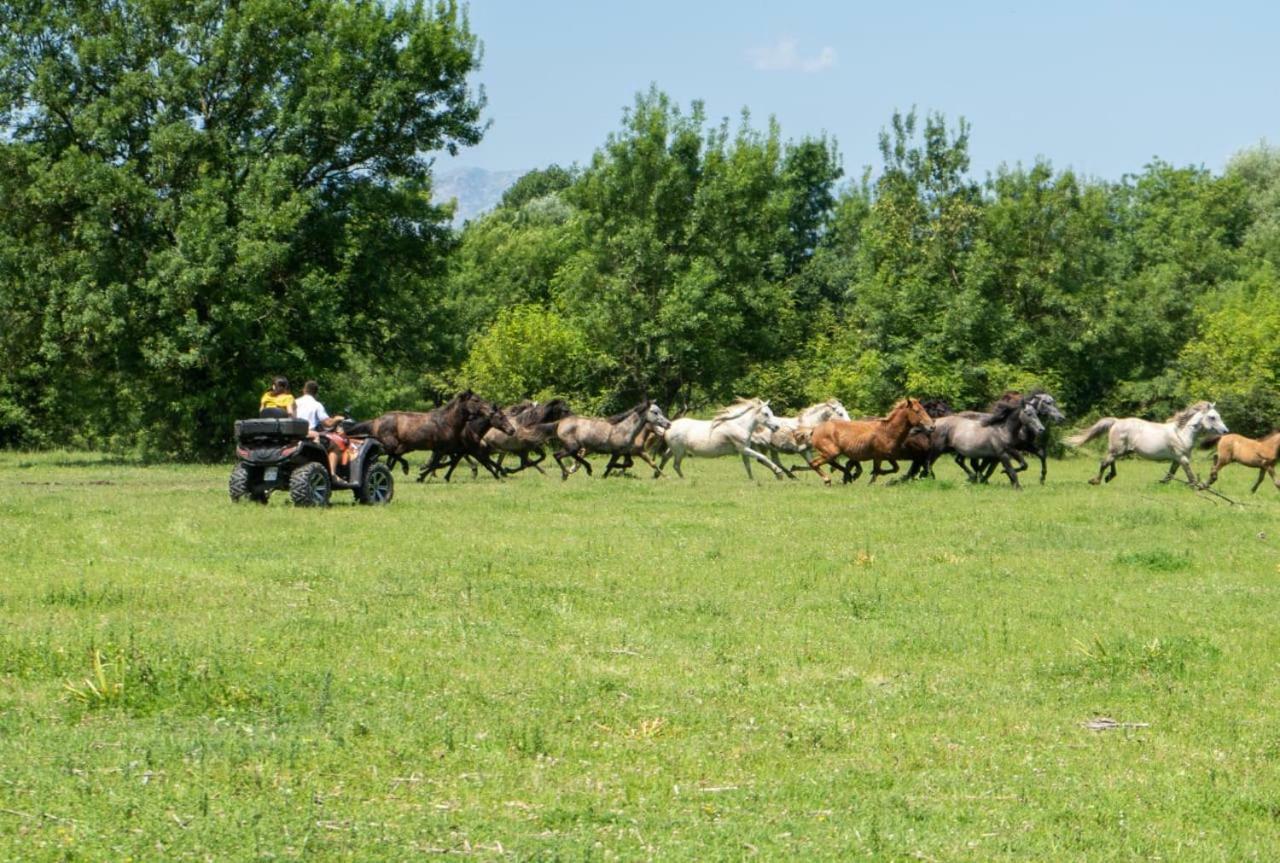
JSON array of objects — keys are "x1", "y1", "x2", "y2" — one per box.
[
  {"x1": 807, "y1": 399, "x2": 935, "y2": 486},
  {"x1": 1204, "y1": 431, "x2": 1280, "y2": 492}
]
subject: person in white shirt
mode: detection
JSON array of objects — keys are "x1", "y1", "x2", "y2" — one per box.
[
  {"x1": 295, "y1": 380, "x2": 337, "y2": 432},
  {"x1": 295, "y1": 381, "x2": 347, "y2": 476}
]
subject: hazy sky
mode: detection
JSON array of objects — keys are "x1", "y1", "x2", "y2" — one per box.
[{"x1": 440, "y1": 0, "x2": 1277, "y2": 183}]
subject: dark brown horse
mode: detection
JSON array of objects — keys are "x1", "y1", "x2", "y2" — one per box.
[{"x1": 347, "y1": 390, "x2": 515, "y2": 477}]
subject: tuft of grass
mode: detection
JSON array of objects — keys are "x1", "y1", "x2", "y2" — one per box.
[
  {"x1": 1058, "y1": 634, "x2": 1221, "y2": 681},
  {"x1": 63, "y1": 649, "x2": 124, "y2": 708},
  {"x1": 1113, "y1": 549, "x2": 1192, "y2": 572}
]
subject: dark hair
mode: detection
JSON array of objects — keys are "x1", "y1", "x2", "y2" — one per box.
[
  {"x1": 303, "y1": 380, "x2": 318, "y2": 396},
  {"x1": 272, "y1": 376, "x2": 289, "y2": 391}
]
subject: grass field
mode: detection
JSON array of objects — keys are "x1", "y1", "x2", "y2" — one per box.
[{"x1": 2, "y1": 448, "x2": 1280, "y2": 861}]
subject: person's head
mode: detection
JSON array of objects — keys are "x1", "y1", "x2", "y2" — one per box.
[
  {"x1": 303, "y1": 380, "x2": 319, "y2": 396},
  {"x1": 272, "y1": 376, "x2": 289, "y2": 394}
]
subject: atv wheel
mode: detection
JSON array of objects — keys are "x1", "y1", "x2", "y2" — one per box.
[
  {"x1": 289, "y1": 462, "x2": 331, "y2": 507},
  {"x1": 229, "y1": 464, "x2": 250, "y2": 502},
  {"x1": 356, "y1": 463, "x2": 394, "y2": 505}
]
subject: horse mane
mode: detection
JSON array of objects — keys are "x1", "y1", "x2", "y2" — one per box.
[
  {"x1": 922, "y1": 399, "x2": 952, "y2": 418},
  {"x1": 1168, "y1": 401, "x2": 1213, "y2": 428},
  {"x1": 711, "y1": 398, "x2": 759, "y2": 427},
  {"x1": 604, "y1": 401, "x2": 646, "y2": 424},
  {"x1": 985, "y1": 390, "x2": 1023, "y2": 412},
  {"x1": 504, "y1": 400, "x2": 538, "y2": 418},
  {"x1": 982, "y1": 398, "x2": 1025, "y2": 427}
]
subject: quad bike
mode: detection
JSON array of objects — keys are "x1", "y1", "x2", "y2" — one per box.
[{"x1": 228, "y1": 417, "x2": 394, "y2": 506}]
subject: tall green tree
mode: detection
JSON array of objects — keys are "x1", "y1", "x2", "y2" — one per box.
[
  {"x1": 554, "y1": 88, "x2": 840, "y2": 406},
  {"x1": 0, "y1": 0, "x2": 484, "y2": 455}
]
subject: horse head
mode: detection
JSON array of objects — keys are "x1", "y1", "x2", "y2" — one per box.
[
  {"x1": 899, "y1": 398, "x2": 935, "y2": 435},
  {"x1": 1197, "y1": 402, "x2": 1229, "y2": 437},
  {"x1": 1029, "y1": 392, "x2": 1066, "y2": 423},
  {"x1": 827, "y1": 399, "x2": 851, "y2": 421},
  {"x1": 1019, "y1": 400, "x2": 1046, "y2": 437},
  {"x1": 642, "y1": 400, "x2": 672, "y2": 431},
  {"x1": 755, "y1": 400, "x2": 781, "y2": 433}
]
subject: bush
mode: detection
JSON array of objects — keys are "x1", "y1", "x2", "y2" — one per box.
[
  {"x1": 459, "y1": 305, "x2": 612, "y2": 407},
  {"x1": 1179, "y1": 266, "x2": 1280, "y2": 435}
]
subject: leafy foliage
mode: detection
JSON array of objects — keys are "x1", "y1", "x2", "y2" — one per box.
[{"x1": 0, "y1": 0, "x2": 483, "y2": 455}]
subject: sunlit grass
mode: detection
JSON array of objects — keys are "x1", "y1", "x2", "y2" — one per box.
[{"x1": 1, "y1": 450, "x2": 1279, "y2": 860}]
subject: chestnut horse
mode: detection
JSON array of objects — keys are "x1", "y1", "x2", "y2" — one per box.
[
  {"x1": 1203, "y1": 431, "x2": 1280, "y2": 492},
  {"x1": 806, "y1": 399, "x2": 935, "y2": 485}
]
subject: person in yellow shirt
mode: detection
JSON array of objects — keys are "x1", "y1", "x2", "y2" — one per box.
[{"x1": 259, "y1": 376, "x2": 296, "y2": 418}]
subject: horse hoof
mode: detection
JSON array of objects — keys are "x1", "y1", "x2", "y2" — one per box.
[{"x1": 1088, "y1": 478, "x2": 1101, "y2": 486}]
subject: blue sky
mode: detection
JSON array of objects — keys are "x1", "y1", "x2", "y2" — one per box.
[{"x1": 441, "y1": 0, "x2": 1278, "y2": 184}]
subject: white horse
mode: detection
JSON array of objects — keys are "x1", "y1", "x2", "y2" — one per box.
[
  {"x1": 1067, "y1": 401, "x2": 1229, "y2": 487},
  {"x1": 657, "y1": 398, "x2": 786, "y2": 479},
  {"x1": 750, "y1": 399, "x2": 851, "y2": 478}
]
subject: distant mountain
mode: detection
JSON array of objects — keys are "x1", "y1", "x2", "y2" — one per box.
[{"x1": 432, "y1": 166, "x2": 525, "y2": 225}]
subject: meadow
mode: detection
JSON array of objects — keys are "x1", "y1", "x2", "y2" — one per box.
[{"x1": 2, "y1": 449, "x2": 1280, "y2": 861}]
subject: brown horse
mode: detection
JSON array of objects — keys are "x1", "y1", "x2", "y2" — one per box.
[
  {"x1": 1204, "y1": 431, "x2": 1280, "y2": 492},
  {"x1": 807, "y1": 399, "x2": 935, "y2": 485},
  {"x1": 347, "y1": 390, "x2": 515, "y2": 476}
]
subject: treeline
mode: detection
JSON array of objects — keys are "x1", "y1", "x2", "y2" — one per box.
[
  {"x1": 439, "y1": 92, "x2": 1280, "y2": 438},
  {"x1": 1, "y1": 2, "x2": 1277, "y2": 459}
]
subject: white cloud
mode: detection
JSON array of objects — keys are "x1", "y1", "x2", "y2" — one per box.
[{"x1": 749, "y1": 38, "x2": 837, "y2": 73}]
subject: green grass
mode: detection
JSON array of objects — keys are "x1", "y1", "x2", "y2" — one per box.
[{"x1": 2, "y1": 449, "x2": 1280, "y2": 860}]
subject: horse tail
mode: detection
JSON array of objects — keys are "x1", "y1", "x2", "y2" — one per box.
[
  {"x1": 346, "y1": 420, "x2": 374, "y2": 437},
  {"x1": 1198, "y1": 434, "x2": 1222, "y2": 451},
  {"x1": 1066, "y1": 418, "x2": 1116, "y2": 448}
]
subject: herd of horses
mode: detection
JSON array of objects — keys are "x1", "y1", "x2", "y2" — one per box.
[{"x1": 344, "y1": 391, "x2": 1279, "y2": 493}]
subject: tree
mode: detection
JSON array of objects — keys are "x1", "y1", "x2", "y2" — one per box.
[
  {"x1": 554, "y1": 88, "x2": 838, "y2": 406},
  {"x1": 0, "y1": 0, "x2": 484, "y2": 455}
]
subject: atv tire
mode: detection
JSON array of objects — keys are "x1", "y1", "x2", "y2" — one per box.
[
  {"x1": 289, "y1": 462, "x2": 331, "y2": 507},
  {"x1": 356, "y1": 463, "x2": 394, "y2": 505}
]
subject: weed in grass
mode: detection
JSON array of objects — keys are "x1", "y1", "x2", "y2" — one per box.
[
  {"x1": 42, "y1": 581, "x2": 128, "y2": 609},
  {"x1": 1057, "y1": 634, "x2": 1221, "y2": 681},
  {"x1": 63, "y1": 649, "x2": 124, "y2": 708},
  {"x1": 1113, "y1": 549, "x2": 1193, "y2": 572}
]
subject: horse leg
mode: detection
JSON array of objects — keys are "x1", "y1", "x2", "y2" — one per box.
[
  {"x1": 526, "y1": 450, "x2": 547, "y2": 475},
  {"x1": 418, "y1": 452, "x2": 445, "y2": 483},
  {"x1": 981, "y1": 458, "x2": 999, "y2": 483},
  {"x1": 1159, "y1": 461, "x2": 1179, "y2": 483},
  {"x1": 474, "y1": 451, "x2": 505, "y2": 480},
  {"x1": 999, "y1": 452, "x2": 1022, "y2": 489},
  {"x1": 633, "y1": 451, "x2": 663, "y2": 478},
  {"x1": 770, "y1": 446, "x2": 797, "y2": 479},
  {"x1": 1269, "y1": 464, "x2": 1279, "y2": 490},
  {"x1": 848, "y1": 461, "x2": 863, "y2": 483},
  {"x1": 573, "y1": 451, "x2": 593, "y2": 476},
  {"x1": 1251, "y1": 467, "x2": 1266, "y2": 493},
  {"x1": 1091, "y1": 453, "x2": 1115, "y2": 485},
  {"x1": 1178, "y1": 456, "x2": 1200, "y2": 488},
  {"x1": 437, "y1": 453, "x2": 459, "y2": 482},
  {"x1": 953, "y1": 454, "x2": 977, "y2": 482},
  {"x1": 1206, "y1": 454, "x2": 1222, "y2": 488},
  {"x1": 870, "y1": 459, "x2": 899, "y2": 484},
  {"x1": 553, "y1": 449, "x2": 573, "y2": 480},
  {"x1": 806, "y1": 452, "x2": 834, "y2": 485},
  {"x1": 1037, "y1": 445, "x2": 1048, "y2": 485},
  {"x1": 741, "y1": 446, "x2": 785, "y2": 479},
  {"x1": 740, "y1": 452, "x2": 754, "y2": 479}
]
